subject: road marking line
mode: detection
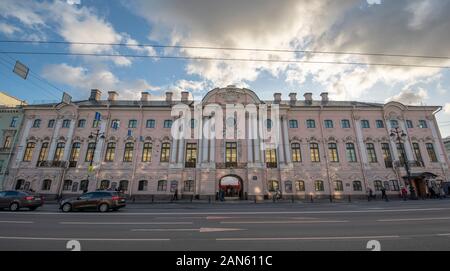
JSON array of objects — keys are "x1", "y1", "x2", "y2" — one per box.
[
  {"x1": 0, "y1": 236, "x2": 169, "y2": 241},
  {"x1": 378, "y1": 217, "x2": 450, "y2": 222},
  {"x1": 59, "y1": 222, "x2": 193, "y2": 225},
  {"x1": 132, "y1": 227, "x2": 245, "y2": 233},
  {"x1": 436, "y1": 233, "x2": 450, "y2": 236},
  {"x1": 0, "y1": 221, "x2": 34, "y2": 224},
  {"x1": 217, "y1": 235, "x2": 400, "y2": 241},
  {"x1": 220, "y1": 220, "x2": 348, "y2": 224}
]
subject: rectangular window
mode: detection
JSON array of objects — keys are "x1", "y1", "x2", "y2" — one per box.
[
  {"x1": 142, "y1": 142, "x2": 152, "y2": 162},
  {"x1": 376, "y1": 120, "x2": 384, "y2": 128},
  {"x1": 104, "y1": 142, "x2": 116, "y2": 162},
  {"x1": 328, "y1": 143, "x2": 339, "y2": 162},
  {"x1": 306, "y1": 119, "x2": 316, "y2": 128},
  {"x1": 334, "y1": 180, "x2": 343, "y2": 192},
  {"x1": 69, "y1": 143, "x2": 81, "y2": 162},
  {"x1": 185, "y1": 143, "x2": 197, "y2": 167},
  {"x1": 346, "y1": 143, "x2": 357, "y2": 162},
  {"x1": 62, "y1": 119, "x2": 71, "y2": 128},
  {"x1": 23, "y1": 142, "x2": 35, "y2": 162},
  {"x1": 381, "y1": 143, "x2": 393, "y2": 168},
  {"x1": 361, "y1": 120, "x2": 370, "y2": 128},
  {"x1": 265, "y1": 148, "x2": 277, "y2": 168},
  {"x1": 291, "y1": 143, "x2": 302, "y2": 162},
  {"x1": 366, "y1": 143, "x2": 377, "y2": 163},
  {"x1": 164, "y1": 120, "x2": 172, "y2": 128},
  {"x1": 310, "y1": 143, "x2": 320, "y2": 162},
  {"x1": 341, "y1": 119, "x2": 351, "y2": 128},
  {"x1": 47, "y1": 119, "x2": 55, "y2": 128},
  {"x1": 123, "y1": 142, "x2": 134, "y2": 162},
  {"x1": 412, "y1": 143, "x2": 424, "y2": 166},
  {"x1": 53, "y1": 142, "x2": 65, "y2": 162},
  {"x1": 160, "y1": 143, "x2": 171, "y2": 162},
  {"x1": 92, "y1": 119, "x2": 100, "y2": 128},
  {"x1": 289, "y1": 120, "x2": 298, "y2": 128},
  {"x1": 390, "y1": 180, "x2": 400, "y2": 191},
  {"x1": 419, "y1": 120, "x2": 428, "y2": 128},
  {"x1": 128, "y1": 120, "x2": 137, "y2": 128},
  {"x1": 38, "y1": 142, "x2": 49, "y2": 162},
  {"x1": 10, "y1": 117, "x2": 18, "y2": 128},
  {"x1": 390, "y1": 120, "x2": 399, "y2": 128},
  {"x1": 426, "y1": 143, "x2": 438, "y2": 162},
  {"x1": 314, "y1": 180, "x2": 324, "y2": 192},
  {"x1": 397, "y1": 143, "x2": 407, "y2": 166},
  {"x1": 157, "y1": 180, "x2": 167, "y2": 191},
  {"x1": 146, "y1": 119, "x2": 155, "y2": 128},
  {"x1": 324, "y1": 120, "x2": 333, "y2": 128},
  {"x1": 406, "y1": 120, "x2": 413, "y2": 129},
  {"x1": 78, "y1": 119, "x2": 86, "y2": 128},
  {"x1": 85, "y1": 142, "x2": 96, "y2": 162},
  {"x1": 225, "y1": 142, "x2": 237, "y2": 163}
]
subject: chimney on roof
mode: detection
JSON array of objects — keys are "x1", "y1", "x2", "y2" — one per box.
[
  {"x1": 274, "y1": 93, "x2": 282, "y2": 104},
  {"x1": 89, "y1": 89, "x2": 102, "y2": 101},
  {"x1": 304, "y1": 92, "x2": 312, "y2": 105},
  {"x1": 165, "y1": 91, "x2": 173, "y2": 103},
  {"x1": 320, "y1": 92, "x2": 329, "y2": 105},
  {"x1": 181, "y1": 91, "x2": 189, "y2": 103},
  {"x1": 289, "y1": 92, "x2": 297, "y2": 104},
  {"x1": 141, "y1": 92, "x2": 150, "y2": 102},
  {"x1": 108, "y1": 91, "x2": 118, "y2": 102}
]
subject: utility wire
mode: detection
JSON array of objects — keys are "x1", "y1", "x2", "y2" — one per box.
[
  {"x1": 1, "y1": 50, "x2": 449, "y2": 69},
  {"x1": 1, "y1": 39, "x2": 450, "y2": 60}
]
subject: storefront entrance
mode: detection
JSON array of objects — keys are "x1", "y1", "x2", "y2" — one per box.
[{"x1": 219, "y1": 175, "x2": 243, "y2": 200}]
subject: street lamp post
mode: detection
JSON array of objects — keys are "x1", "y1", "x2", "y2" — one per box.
[
  {"x1": 390, "y1": 127, "x2": 417, "y2": 200},
  {"x1": 87, "y1": 130, "x2": 105, "y2": 191}
]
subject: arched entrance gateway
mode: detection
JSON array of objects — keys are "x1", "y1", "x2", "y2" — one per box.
[{"x1": 219, "y1": 175, "x2": 243, "y2": 200}]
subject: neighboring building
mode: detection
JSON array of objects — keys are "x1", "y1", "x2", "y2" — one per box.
[
  {"x1": 4, "y1": 87, "x2": 450, "y2": 200},
  {"x1": 444, "y1": 136, "x2": 450, "y2": 162},
  {"x1": 0, "y1": 92, "x2": 26, "y2": 189},
  {"x1": 0, "y1": 92, "x2": 27, "y2": 107}
]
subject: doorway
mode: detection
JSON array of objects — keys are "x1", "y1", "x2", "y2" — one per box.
[{"x1": 219, "y1": 175, "x2": 243, "y2": 200}]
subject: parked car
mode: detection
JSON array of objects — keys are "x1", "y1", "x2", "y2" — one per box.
[
  {"x1": 0, "y1": 190, "x2": 44, "y2": 211},
  {"x1": 59, "y1": 191, "x2": 126, "y2": 212}
]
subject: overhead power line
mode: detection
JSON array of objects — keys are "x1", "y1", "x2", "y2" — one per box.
[
  {"x1": 0, "y1": 50, "x2": 449, "y2": 69},
  {"x1": 1, "y1": 39, "x2": 450, "y2": 60}
]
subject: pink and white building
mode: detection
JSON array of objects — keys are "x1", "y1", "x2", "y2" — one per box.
[{"x1": 4, "y1": 86, "x2": 450, "y2": 200}]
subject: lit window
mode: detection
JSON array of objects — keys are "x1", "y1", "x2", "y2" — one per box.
[
  {"x1": 142, "y1": 142, "x2": 152, "y2": 162},
  {"x1": 334, "y1": 180, "x2": 343, "y2": 191},
  {"x1": 314, "y1": 180, "x2": 324, "y2": 191},
  {"x1": 160, "y1": 143, "x2": 171, "y2": 162},
  {"x1": 328, "y1": 143, "x2": 339, "y2": 162},
  {"x1": 23, "y1": 142, "x2": 35, "y2": 162},
  {"x1": 310, "y1": 143, "x2": 320, "y2": 162},
  {"x1": 123, "y1": 142, "x2": 134, "y2": 162},
  {"x1": 104, "y1": 142, "x2": 116, "y2": 162},
  {"x1": 366, "y1": 143, "x2": 377, "y2": 163},
  {"x1": 291, "y1": 143, "x2": 302, "y2": 162}
]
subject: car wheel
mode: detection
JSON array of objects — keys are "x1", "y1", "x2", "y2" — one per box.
[
  {"x1": 61, "y1": 203, "x2": 72, "y2": 212},
  {"x1": 9, "y1": 202, "x2": 20, "y2": 212},
  {"x1": 98, "y1": 203, "x2": 109, "y2": 213}
]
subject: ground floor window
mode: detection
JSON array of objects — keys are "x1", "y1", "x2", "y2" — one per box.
[
  {"x1": 374, "y1": 180, "x2": 383, "y2": 191},
  {"x1": 15, "y1": 179, "x2": 25, "y2": 190},
  {"x1": 353, "y1": 181, "x2": 362, "y2": 191},
  {"x1": 79, "y1": 180, "x2": 89, "y2": 192},
  {"x1": 138, "y1": 180, "x2": 148, "y2": 191},
  {"x1": 158, "y1": 180, "x2": 167, "y2": 191},
  {"x1": 383, "y1": 181, "x2": 391, "y2": 191},
  {"x1": 119, "y1": 180, "x2": 129, "y2": 192},
  {"x1": 268, "y1": 180, "x2": 279, "y2": 192},
  {"x1": 285, "y1": 181, "x2": 293, "y2": 193},
  {"x1": 390, "y1": 180, "x2": 400, "y2": 191},
  {"x1": 295, "y1": 180, "x2": 305, "y2": 192},
  {"x1": 63, "y1": 180, "x2": 72, "y2": 191},
  {"x1": 100, "y1": 180, "x2": 110, "y2": 190},
  {"x1": 72, "y1": 182, "x2": 79, "y2": 192},
  {"x1": 170, "y1": 181, "x2": 178, "y2": 193},
  {"x1": 184, "y1": 180, "x2": 194, "y2": 192},
  {"x1": 314, "y1": 180, "x2": 324, "y2": 192},
  {"x1": 42, "y1": 179, "x2": 52, "y2": 191},
  {"x1": 334, "y1": 180, "x2": 343, "y2": 192}
]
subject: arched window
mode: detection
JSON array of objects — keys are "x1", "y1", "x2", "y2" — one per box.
[
  {"x1": 353, "y1": 181, "x2": 362, "y2": 191},
  {"x1": 142, "y1": 142, "x2": 152, "y2": 162},
  {"x1": 123, "y1": 142, "x2": 134, "y2": 162},
  {"x1": 310, "y1": 143, "x2": 320, "y2": 162},
  {"x1": 314, "y1": 180, "x2": 324, "y2": 192},
  {"x1": 85, "y1": 142, "x2": 96, "y2": 162},
  {"x1": 23, "y1": 142, "x2": 35, "y2": 162},
  {"x1": 63, "y1": 180, "x2": 73, "y2": 191},
  {"x1": 366, "y1": 143, "x2": 377, "y2": 163},
  {"x1": 138, "y1": 180, "x2": 148, "y2": 191},
  {"x1": 184, "y1": 180, "x2": 194, "y2": 192},
  {"x1": 111, "y1": 119, "x2": 120, "y2": 129},
  {"x1": 15, "y1": 179, "x2": 25, "y2": 190},
  {"x1": 42, "y1": 179, "x2": 52, "y2": 191},
  {"x1": 100, "y1": 180, "x2": 110, "y2": 190},
  {"x1": 295, "y1": 180, "x2": 305, "y2": 192},
  {"x1": 285, "y1": 181, "x2": 293, "y2": 193},
  {"x1": 374, "y1": 180, "x2": 383, "y2": 191},
  {"x1": 79, "y1": 180, "x2": 89, "y2": 192},
  {"x1": 157, "y1": 180, "x2": 167, "y2": 191},
  {"x1": 105, "y1": 142, "x2": 116, "y2": 162},
  {"x1": 32, "y1": 119, "x2": 41, "y2": 128},
  {"x1": 70, "y1": 142, "x2": 81, "y2": 162},
  {"x1": 334, "y1": 180, "x2": 343, "y2": 192},
  {"x1": 346, "y1": 143, "x2": 357, "y2": 162},
  {"x1": 291, "y1": 143, "x2": 302, "y2": 162},
  {"x1": 160, "y1": 143, "x2": 171, "y2": 162},
  {"x1": 119, "y1": 180, "x2": 129, "y2": 192},
  {"x1": 38, "y1": 142, "x2": 49, "y2": 162},
  {"x1": 328, "y1": 143, "x2": 339, "y2": 162},
  {"x1": 268, "y1": 180, "x2": 279, "y2": 192},
  {"x1": 53, "y1": 142, "x2": 65, "y2": 162}
]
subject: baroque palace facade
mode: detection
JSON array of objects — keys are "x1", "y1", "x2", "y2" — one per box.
[{"x1": 3, "y1": 86, "x2": 450, "y2": 200}]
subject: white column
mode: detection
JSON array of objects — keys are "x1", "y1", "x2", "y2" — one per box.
[
  {"x1": 210, "y1": 132, "x2": 215, "y2": 163},
  {"x1": 282, "y1": 117, "x2": 292, "y2": 164},
  {"x1": 355, "y1": 120, "x2": 368, "y2": 165},
  {"x1": 15, "y1": 119, "x2": 33, "y2": 165},
  {"x1": 277, "y1": 117, "x2": 285, "y2": 165},
  {"x1": 178, "y1": 139, "x2": 185, "y2": 165},
  {"x1": 254, "y1": 116, "x2": 261, "y2": 163},
  {"x1": 202, "y1": 118, "x2": 209, "y2": 163},
  {"x1": 428, "y1": 119, "x2": 446, "y2": 164},
  {"x1": 399, "y1": 120, "x2": 414, "y2": 162},
  {"x1": 63, "y1": 119, "x2": 76, "y2": 161},
  {"x1": 170, "y1": 138, "x2": 177, "y2": 163},
  {"x1": 247, "y1": 115, "x2": 253, "y2": 163},
  {"x1": 47, "y1": 118, "x2": 62, "y2": 161},
  {"x1": 386, "y1": 120, "x2": 399, "y2": 160},
  {"x1": 93, "y1": 121, "x2": 107, "y2": 163}
]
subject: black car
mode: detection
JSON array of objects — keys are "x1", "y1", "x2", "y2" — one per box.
[
  {"x1": 59, "y1": 191, "x2": 126, "y2": 212},
  {"x1": 0, "y1": 190, "x2": 44, "y2": 211}
]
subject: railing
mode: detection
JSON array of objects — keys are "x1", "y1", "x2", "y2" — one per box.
[
  {"x1": 411, "y1": 160, "x2": 424, "y2": 167},
  {"x1": 184, "y1": 161, "x2": 196, "y2": 168},
  {"x1": 68, "y1": 161, "x2": 78, "y2": 168},
  {"x1": 37, "y1": 160, "x2": 68, "y2": 168},
  {"x1": 384, "y1": 159, "x2": 393, "y2": 168},
  {"x1": 216, "y1": 162, "x2": 247, "y2": 169},
  {"x1": 266, "y1": 162, "x2": 278, "y2": 168},
  {"x1": 0, "y1": 147, "x2": 11, "y2": 153}
]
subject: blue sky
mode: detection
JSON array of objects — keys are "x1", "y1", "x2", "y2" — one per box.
[{"x1": 0, "y1": 0, "x2": 450, "y2": 136}]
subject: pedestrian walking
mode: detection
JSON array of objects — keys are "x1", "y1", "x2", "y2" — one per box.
[
  {"x1": 381, "y1": 187, "x2": 389, "y2": 202},
  {"x1": 367, "y1": 188, "x2": 374, "y2": 201},
  {"x1": 172, "y1": 188, "x2": 178, "y2": 201},
  {"x1": 401, "y1": 187, "x2": 408, "y2": 201}
]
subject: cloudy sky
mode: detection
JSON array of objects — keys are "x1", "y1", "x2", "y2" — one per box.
[{"x1": 0, "y1": 0, "x2": 450, "y2": 136}]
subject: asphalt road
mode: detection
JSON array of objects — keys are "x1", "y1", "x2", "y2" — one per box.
[{"x1": 1, "y1": 199, "x2": 450, "y2": 251}]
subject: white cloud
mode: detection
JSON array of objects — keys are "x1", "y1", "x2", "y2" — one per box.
[
  {"x1": 41, "y1": 63, "x2": 159, "y2": 99},
  {"x1": 444, "y1": 103, "x2": 450, "y2": 114},
  {"x1": 385, "y1": 88, "x2": 428, "y2": 105}
]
